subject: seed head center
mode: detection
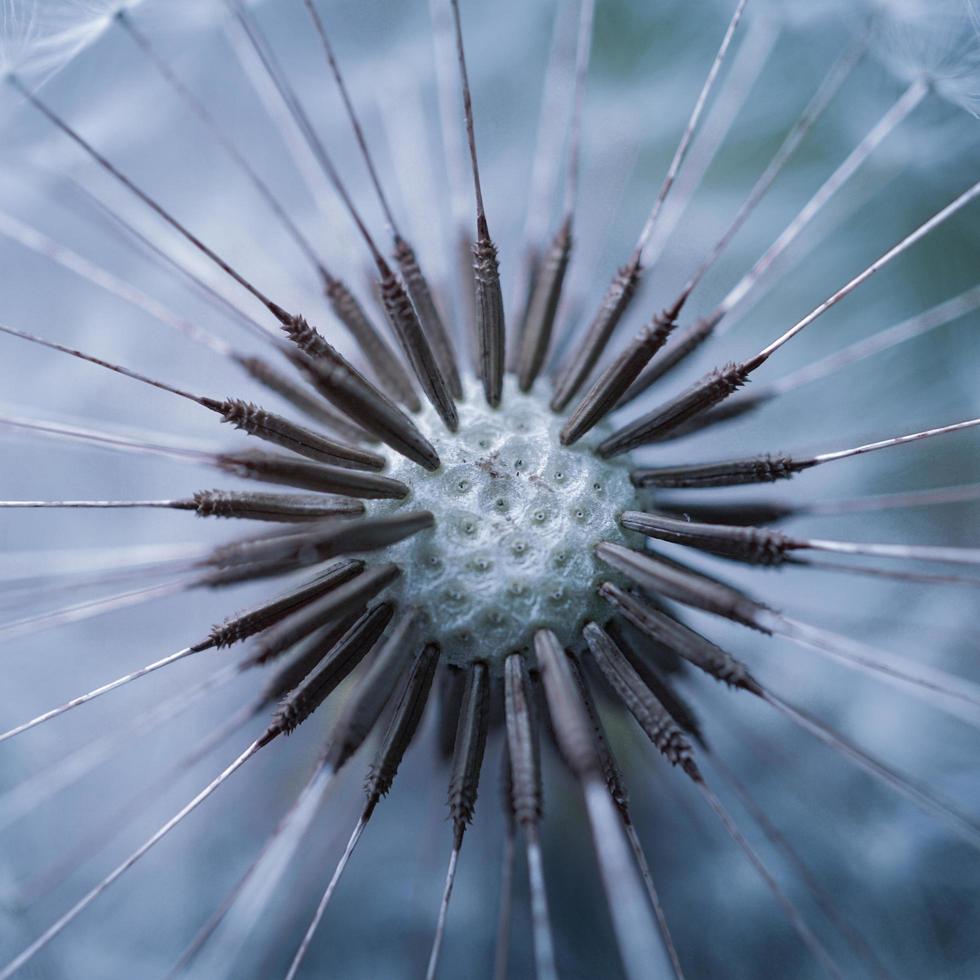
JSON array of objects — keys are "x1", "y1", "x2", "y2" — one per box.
[{"x1": 376, "y1": 375, "x2": 639, "y2": 668}]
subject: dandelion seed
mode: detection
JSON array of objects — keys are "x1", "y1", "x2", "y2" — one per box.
[
  {"x1": 550, "y1": 0, "x2": 750, "y2": 412},
  {"x1": 283, "y1": 640, "x2": 439, "y2": 979},
  {"x1": 584, "y1": 621, "x2": 842, "y2": 975},
  {"x1": 230, "y1": 0, "x2": 455, "y2": 428},
  {"x1": 602, "y1": 177, "x2": 980, "y2": 452},
  {"x1": 566, "y1": 651, "x2": 685, "y2": 978},
  {"x1": 426, "y1": 660, "x2": 490, "y2": 980},
  {"x1": 301, "y1": 0, "x2": 463, "y2": 401},
  {"x1": 621, "y1": 510, "x2": 980, "y2": 567},
  {"x1": 536, "y1": 629, "x2": 678, "y2": 980},
  {"x1": 503, "y1": 653, "x2": 556, "y2": 980},
  {"x1": 605, "y1": 38, "x2": 864, "y2": 414},
  {"x1": 507, "y1": 0, "x2": 579, "y2": 339},
  {"x1": 115, "y1": 8, "x2": 329, "y2": 283},
  {"x1": 629, "y1": 74, "x2": 933, "y2": 394},
  {"x1": 631, "y1": 416, "x2": 980, "y2": 487},
  {"x1": 514, "y1": 0, "x2": 594, "y2": 394}
]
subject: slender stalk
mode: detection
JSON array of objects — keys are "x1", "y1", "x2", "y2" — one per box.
[
  {"x1": 508, "y1": 0, "x2": 578, "y2": 337},
  {"x1": 0, "y1": 642, "x2": 206, "y2": 744},
  {"x1": 600, "y1": 181, "x2": 980, "y2": 454},
  {"x1": 754, "y1": 182, "x2": 980, "y2": 366},
  {"x1": 642, "y1": 16, "x2": 783, "y2": 267},
  {"x1": 0, "y1": 738, "x2": 269, "y2": 980},
  {"x1": 673, "y1": 38, "x2": 865, "y2": 312},
  {"x1": 302, "y1": 0, "x2": 460, "y2": 410},
  {"x1": 549, "y1": 0, "x2": 749, "y2": 411},
  {"x1": 635, "y1": 0, "x2": 750, "y2": 258},
  {"x1": 7, "y1": 72, "x2": 434, "y2": 460},
  {"x1": 448, "y1": 0, "x2": 505, "y2": 407},
  {"x1": 0, "y1": 209, "x2": 232, "y2": 356},
  {"x1": 282, "y1": 814, "x2": 370, "y2": 980},
  {"x1": 426, "y1": 844, "x2": 461, "y2": 980},
  {"x1": 428, "y1": 0, "x2": 475, "y2": 342},
  {"x1": 624, "y1": 78, "x2": 928, "y2": 397},
  {"x1": 0, "y1": 578, "x2": 195, "y2": 643},
  {"x1": 0, "y1": 662, "x2": 238, "y2": 836},
  {"x1": 535, "y1": 630, "x2": 677, "y2": 979},
  {"x1": 516, "y1": 0, "x2": 595, "y2": 393},
  {"x1": 809, "y1": 418, "x2": 980, "y2": 465},
  {"x1": 116, "y1": 9, "x2": 330, "y2": 281}
]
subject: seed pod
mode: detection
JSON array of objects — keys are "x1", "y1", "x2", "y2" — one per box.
[
  {"x1": 600, "y1": 361, "x2": 750, "y2": 457},
  {"x1": 647, "y1": 389, "x2": 772, "y2": 443},
  {"x1": 448, "y1": 662, "x2": 491, "y2": 842},
  {"x1": 280, "y1": 312, "x2": 346, "y2": 363},
  {"x1": 473, "y1": 224, "x2": 506, "y2": 408},
  {"x1": 596, "y1": 542, "x2": 772, "y2": 631},
  {"x1": 598, "y1": 582, "x2": 762, "y2": 693},
  {"x1": 192, "y1": 489, "x2": 364, "y2": 523},
  {"x1": 584, "y1": 623, "x2": 695, "y2": 769},
  {"x1": 621, "y1": 511, "x2": 798, "y2": 565},
  {"x1": 321, "y1": 609, "x2": 420, "y2": 771},
  {"x1": 561, "y1": 299, "x2": 681, "y2": 446},
  {"x1": 619, "y1": 312, "x2": 719, "y2": 406},
  {"x1": 393, "y1": 235, "x2": 463, "y2": 400},
  {"x1": 631, "y1": 453, "x2": 808, "y2": 489},
  {"x1": 534, "y1": 629, "x2": 600, "y2": 780},
  {"x1": 566, "y1": 655, "x2": 630, "y2": 820},
  {"x1": 274, "y1": 602, "x2": 394, "y2": 735},
  {"x1": 378, "y1": 260, "x2": 458, "y2": 431},
  {"x1": 289, "y1": 347, "x2": 441, "y2": 471},
  {"x1": 234, "y1": 354, "x2": 371, "y2": 443},
  {"x1": 654, "y1": 498, "x2": 798, "y2": 527},
  {"x1": 216, "y1": 450, "x2": 410, "y2": 499},
  {"x1": 278, "y1": 314, "x2": 437, "y2": 467},
  {"x1": 364, "y1": 643, "x2": 440, "y2": 811},
  {"x1": 208, "y1": 558, "x2": 364, "y2": 648},
  {"x1": 604, "y1": 621, "x2": 706, "y2": 747},
  {"x1": 258, "y1": 613, "x2": 361, "y2": 705},
  {"x1": 247, "y1": 564, "x2": 400, "y2": 666},
  {"x1": 551, "y1": 252, "x2": 642, "y2": 412},
  {"x1": 324, "y1": 275, "x2": 420, "y2": 410},
  {"x1": 516, "y1": 218, "x2": 572, "y2": 393},
  {"x1": 503, "y1": 654, "x2": 543, "y2": 828},
  {"x1": 213, "y1": 512, "x2": 431, "y2": 578}
]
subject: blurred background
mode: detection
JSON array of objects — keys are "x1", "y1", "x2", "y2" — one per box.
[{"x1": 0, "y1": 0, "x2": 978, "y2": 976}]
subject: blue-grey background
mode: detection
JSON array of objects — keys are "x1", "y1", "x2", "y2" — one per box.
[{"x1": 0, "y1": 0, "x2": 978, "y2": 977}]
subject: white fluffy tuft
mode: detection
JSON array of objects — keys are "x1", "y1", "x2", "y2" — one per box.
[{"x1": 872, "y1": 0, "x2": 980, "y2": 115}]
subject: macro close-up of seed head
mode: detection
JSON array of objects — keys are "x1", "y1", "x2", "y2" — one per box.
[
  {"x1": 378, "y1": 375, "x2": 639, "y2": 668},
  {"x1": 0, "y1": 0, "x2": 978, "y2": 978}
]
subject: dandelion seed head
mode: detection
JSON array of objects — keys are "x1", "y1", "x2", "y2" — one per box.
[
  {"x1": 377, "y1": 375, "x2": 638, "y2": 668},
  {"x1": 0, "y1": 0, "x2": 134, "y2": 82},
  {"x1": 872, "y1": 0, "x2": 980, "y2": 114},
  {"x1": 0, "y1": 0, "x2": 978, "y2": 976},
  {"x1": 0, "y1": 0, "x2": 39, "y2": 79}
]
